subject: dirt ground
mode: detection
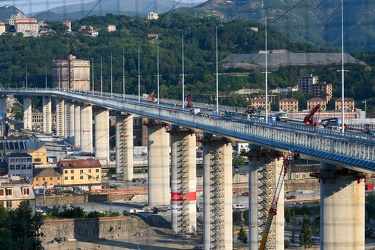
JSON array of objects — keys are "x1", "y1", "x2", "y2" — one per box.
[{"x1": 43, "y1": 227, "x2": 202, "y2": 250}]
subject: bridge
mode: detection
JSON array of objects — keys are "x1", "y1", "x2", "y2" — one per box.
[{"x1": 0, "y1": 88, "x2": 373, "y2": 250}]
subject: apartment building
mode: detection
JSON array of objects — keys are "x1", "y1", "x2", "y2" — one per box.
[
  {"x1": 335, "y1": 98, "x2": 355, "y2": 112},
  {"x1": 0, "y1": 176, "x2": 36, "y2": 211},
  {"x1": 15, "y1": 18, "x2": 38, "y2": 37},
  {"x1": 6, "y1": 153, "x2": 34, "y2": 180},
  {"x1": 279, "y1": 98, "x2": 298, "y2": 112},
  {"x1": 33, "y1": 167, "x2": 62, "y2": 188},
  {"x1": 307, "y1": 97, "x2": 327, "y2": 111}
]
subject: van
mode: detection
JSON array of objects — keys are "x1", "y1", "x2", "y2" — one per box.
[{"x1": 233, "y1": 204, "x2": 245, "y2": 209}]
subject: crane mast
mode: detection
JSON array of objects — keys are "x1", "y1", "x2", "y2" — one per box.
[{"x1": 259, "y1": 154, "x2": 290, "y2": 250}]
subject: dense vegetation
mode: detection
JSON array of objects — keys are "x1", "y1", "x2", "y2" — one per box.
[{"x1": 1, "y1": 13, "x2": 375, "y2": 115}]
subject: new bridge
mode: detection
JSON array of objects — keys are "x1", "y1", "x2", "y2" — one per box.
[{"x1": 0, "y1": 88, "x2": 373, "y2": 250}]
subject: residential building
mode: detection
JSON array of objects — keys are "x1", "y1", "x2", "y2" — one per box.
[
  {"x1": 15, "y1": 18, "x2": 38, "y2": 37},
  {"x1": 298, "y1": 75, "x2": 319, "y2": 93},
  {"x1": 58, "y1": 159, "x2": 102, "y2": 191},
  {"x1": 6, "y1": 153, "x2": 34, "y2": 181},
  {"x1": 63, "y1": 20, "x2": 71, "y2": 32},
  {"x1": 0, "y1": 176, "x2": 36, "y2": 211},
  {"x1": 252, "y1": 97, "x2": 271, "y2": 110},
  {"x1": 107, "y1": 25, "x2": 116, "y2": 32},
  {"x1": 148, "y1": 12, "x2": 159, "y2": 20},
  {"x1": 307, "y1": 97, "x2": 327, "y2": 111},
  {"x1": 26, "y1": 141, "x2": 48, "y2": 165},
  {"x1": 279, "y1": 98, "x2": 298, "y2": 112},
  {"x1": 335, "y1": 98, "x2": 355, "y2": 112},
  {"x1": 311, "y1": 81, "x2": 333, "y2": 102},
  {"x1": 52, "y1": 55, "x2": 91, "y2": 91},
  {"x1": 0, "y1": 21, "x2": 5, "y2": 35},
  {"x1": 33, "y1": 167, "x2": 62, "y2": 188}
]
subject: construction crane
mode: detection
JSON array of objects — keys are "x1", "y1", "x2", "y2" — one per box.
[
  {"x1": 185, "y1": 95, "x2": 192, "y2": 108},
  {"x1": 259, "y1": 155, "x2": 290, "y2": 250},
  {"x1": 147, "y1": 91, "x2": 157, "y2": 103},
  {"x1": 303, "y1": 104, "x2": 320, "y2": 125}
]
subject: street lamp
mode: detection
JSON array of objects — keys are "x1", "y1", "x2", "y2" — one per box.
[{"x1": 362, "y1": 100, "x2": 367, "y2": 118}]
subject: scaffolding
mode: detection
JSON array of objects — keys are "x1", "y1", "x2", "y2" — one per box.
[
  {"x1": 210, "y1": 148, "x2": 225, "y2": 249},
  {"x1": 117, "y1": 117, "x2": 129, "y2": 181},
  {"x1": 177, "y1": 137, "x2": 190, "y2": 234},
  {"x1": 258, "y1": 157, "x2": 277, "y2": 249}
]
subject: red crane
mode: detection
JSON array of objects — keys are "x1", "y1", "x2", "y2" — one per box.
[
  {"x1": 304, "y1": 104, "x2": 321, "y2": 125},
  {"x1": 185, "y1": 95, "x2": 192, "y2": 108},
  {"x1": 147, "y1": 91, "x2": 157, "y2": 103}
]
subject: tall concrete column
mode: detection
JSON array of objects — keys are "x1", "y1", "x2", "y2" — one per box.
[
  {"x1": 170, "y1": 126, "x2": 197, "y2": 234},
  {"x1": 313, "y1": 163, "x2": 365, "y2": 250},
  {"x1": 23, "y1": 97, "x2": 32, "y2": 130},
  {"x1": 74, "y1": 104, "x2": 81, "y2": 148},
  {"x1": 94, "y1": 108, "x2": 109, "y2": 166},
  {"x1": 69, "y1": 103, "x2": 75, "y2": 145},
  {"x1": 115, "y1": 113, "x2": 134, "y2": 181},
  {"x1": 42, "y1": 96, "x2": 52, "y2": 134},
  {"x1": 243, "y1": 148, "x2": 285, "y2": 250},
  {"x1": 202, "y1": 133, "x2": 232, "y2": 250},
  {"x1": 64, "y1": 102, "x2": 71, "y2": 140},
  {"x1": 147, "y1": 120, "x2": 170, "y2": 207},
  {"x1": 80, "y1": 105, "x2": 93, "y2": 153},
  {"x1": 56, "y1": 98, "x2": 65, "y2": 137}
]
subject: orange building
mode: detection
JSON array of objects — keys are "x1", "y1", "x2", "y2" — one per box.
[{"x1": 279, "y1": 98, "x2": 298, "y2": 112}]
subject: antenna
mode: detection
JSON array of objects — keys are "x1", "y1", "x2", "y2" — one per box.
[
  {"x1": 215, "y1": 26, "x2": 219, "y2": 115},
  {"x1": 110, "y1": 53, "x2": 113, "y2": 97},
  {"x1": 182, "y1": 33, "x2": 185, "y2": 109},
  {"x1": 91, "y1": 58, "x2": 94, "y2": 95},
  {"x1": 138, "y1": 43, "x2": 141, "y2": 102},
  {"x1": 122, "y1": 50, "x2": 126, "y2": 100},
  {"x1": 100, "y1": 56, "x2": 103, "y2": 97},
  {"x1": 156, "y1": 37, "x2": 160, "y2": 105}
]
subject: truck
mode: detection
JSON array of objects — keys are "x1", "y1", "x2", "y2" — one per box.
[{"x1": 192, "y1": 108, "x2": 201, "y2": 115}]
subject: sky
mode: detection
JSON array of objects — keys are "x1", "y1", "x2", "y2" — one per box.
[{"x1": 0, "y1": 0, "x2": 208, "y2": 14}]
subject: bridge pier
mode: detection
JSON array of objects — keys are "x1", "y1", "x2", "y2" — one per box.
[
  {"x1": 94, "y1": 108, "x2": 109, "y2": 167},
  {"x1": 55, "y1": 98, "x2": 65, "y2": 137},
  {"x1": 23, "y1": 97, "x2": 32, "y2": 130},
  {"x1": 115, "y1": 112, "x2": 134, "y2": 181},
  {"x1": 68, "y1": 102, "x2": 75, "y2": 145},
  {"x1": 169, "y1": 125, "x2": 197, "y2": 234},
  {"x1": 74, "y1": 104, "x2": 81, "y2": 148},
  {"x1": 42, "y1": 96, "x2": 52, "y2": 134},
  {"x1": 201, "y1": 133, "x2": 232, "y2": 250},
  {"x1": 146, "y1": 120, "x2": 170, "y2": 206},
  {"x1": 80, "y1": 104, "x2": 93, "y2": 153},
  {"x1": 311, "y1": 163, "x2": 365, "y2": 250}
]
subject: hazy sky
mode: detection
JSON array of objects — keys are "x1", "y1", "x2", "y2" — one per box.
[{"x1": 0, "y1": 0, "x2": 207, "y2": 14}]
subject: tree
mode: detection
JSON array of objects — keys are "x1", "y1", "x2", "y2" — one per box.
[
  {"x1": 232, "y1": 153, "x2": 246, "y2": 168},
  {"x1": 299, "y1": 214, "x2": 313, "y2": 248},
  {"x1": 7, "y1": 201, "x2": 44, "y2": 249},
  {"x1": 237, "y1": 227, "x2": 248, "y2": 244},
  {"x1": 243, "y1": 209, "x2": 249, "y2": 223}
]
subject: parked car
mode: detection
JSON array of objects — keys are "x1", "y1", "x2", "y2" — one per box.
[
  {"x1": 242, "y1": 192, "x2": 249, "y2": 196},
  {"x1": 233, "y1": 204, "x2": 245, "y2": 209}
]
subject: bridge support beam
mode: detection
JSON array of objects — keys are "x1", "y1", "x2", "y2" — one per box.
[
  {"x1": 56, "y1": 98, "x2": 65, "y2": 137},
  {"x1": 312, "y1": 163, "x2": 365, "y2": 250},
  {"x1": 73, "y1": 104, "x2": 81, "y2": 148},
  {"x1": 147, "y1": 120, "x2": 170, "y2": 207},
  {"x1": 80, "y1": 105, "x2": 93, "y2": 153},
  {"x1": 202, "y1": 133, "x2": 232, "y2": 250},
  {"x1": 243, "y1": 148, "x2": 285, "y2": 250},
  {"x1": 94, "y1": 108, "x2": 109, "y2": 167},
  {"x1": 115, "y1": 112, "x2": 134, "y2": 181},
  {"x1": 169, "y1": 125, "x2": 197, "y2": 234},
  {"x1": 23, "y1": 97, "x2": 32, "y2": 130},
  {"x1": 42, "y1": 96, "x2": 52, "y2": 134}
]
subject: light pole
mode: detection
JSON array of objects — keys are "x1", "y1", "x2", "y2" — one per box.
[
  {"x1": 362, "y1": 100, "x2": 367, "y2": 118},
  {"x1": 262, "y1": 1, "x2": 270, "y2": 123},
  {"x1": 215, "y1": 26, "x2": 219, "y2": 115}
]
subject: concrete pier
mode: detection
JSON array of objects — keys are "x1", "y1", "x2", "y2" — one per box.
[
  {"x1": 56, "y1": 98, "x2": 65, "y2": 137},
  {"x1": 80, "y1": 105, "x2": 93, "y2": 153},
  {"x1": 42, "y1": 96, "x2": 52, "y2": 134},
  {"x1": 147, "y1": 120, "x2": 170, "y2": 207},
  {"x1": 202, "y1": 134, "x2": 232, "y2": 250},
  {"x1": 313, "y1": 163, "x2": 365, "y2": 250},
  {"x1": 94, "y1": 108, "x2": 109, "y2": 166},
  {"x1": 115, "y1": 113, "x2": 134, "y2": 181},
  {"x1": 74, "y1": 104, "x2": 81, "y2": 148},
  {"x1": 68, "y1": 103, "x2": 75, "y2": 145},
  {"x1": 23, "y1": 97, "x2": 32, "y2": 130},
  {"x1": 170, "y1": 125, "x2": 197, "y2": 234}
]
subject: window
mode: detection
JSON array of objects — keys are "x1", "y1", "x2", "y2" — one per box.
[
  {"x1": 80, "y1": 176, "x2": 83, "y2": 180},
  {"x1": 88, "y1": 169, "x2": 91, "y2": 173},
  {"x1": 23, "y1": 188, "x2": 29, "y2": 195},
  {"x1": 50, "y1": 177, "x2": 52, "y2": 180},
  {"x1": 57, "y1": 177, "x2": 60, "y2": 180},
  {"x1": 64, "y1": 170, "x2": 68, "y2": 174},
  {"x1": 96, "y1": 169, "x2": 99, "y2": 173},
  {"x1": 80, "y1": 170, "x2": 83, "y2": 174},
  {"x1": 64, "y1": 177, "x2": 68, "y2": 180},
  {"x1": 0, "y1": 189, "x2": 4, "y2": 196},
  {"x1": 42, "y1": 177, "x2": 45, "y2": 181},
  {"x1": 70, "y1": 176, "x2": 74, "y2": 180},
  {"x1": 35, "y1": 178, "x2": 38, "y2": 181},
  {"x1": 96, "y1": 175, "x2": 99, "y2": 180},
  {"x1": 6, "y1": 201, "x2": 12, "y2": 208},
  {"x1": 71, "y1": 170, "x2": 74, "y2": 174},
  {"x1": 6, "y1": 189, "x2": 12, "y2": 196}
]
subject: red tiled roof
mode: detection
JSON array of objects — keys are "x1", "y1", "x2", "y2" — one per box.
[{"x1": 59, "y1": 159, "x2": 102, "y2": 169}]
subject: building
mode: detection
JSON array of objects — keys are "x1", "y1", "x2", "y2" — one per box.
[
  {"x1": 335, "y1": 98, "x2": 355, "y2": 112},
  {"x1": 15, "y1": 18, "x2": 38, "y2": 37},
  {"x1": 310, "y1": 81, "x2": 333, "y2": 102},
  {"x1": 0, "y1": 21, "x2": 5, "y2": 35},
  {"x1": 52, "y1": 55, "x2": 91, "y2": 91},
  {"x1": 148, "y1": 12, "x2": 159, "y2": 20},
  {"x1": 6, "y1": 153, "x2": 34, "y2": 181},
  {"x1": 26, "y1": 141, "x2": 48, "y2": 165},
  {"x1": 307, "y1": 97, "x2": 327, "y2": 111},
  {"x1": 107, "y1": 25, "x2": 116, "y2": 32},
  {"x1": 63, "y1": 20, "x2": 71, "y2": 32},
  {"x1": 32, "y1": 109, "x2": 56, "y2": 131},
  {"x1": 252, "y1": 97, "x2": 271, "y2": 110},
  {"x1": 298, "y1": 75, "x2": 319, "y2": 93},
  {"x1": 279, "y1": 98, "x2": 298, "y2": 112},
  {"x1": 58, "y1": 159, "x2": 102, "y2": 191},
  {"x1": 33, "y1": 167, "x2": 62, "y2": 188},
  {"x1": 0, "y1": 175, "x2": 36, "y2": 211}
]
